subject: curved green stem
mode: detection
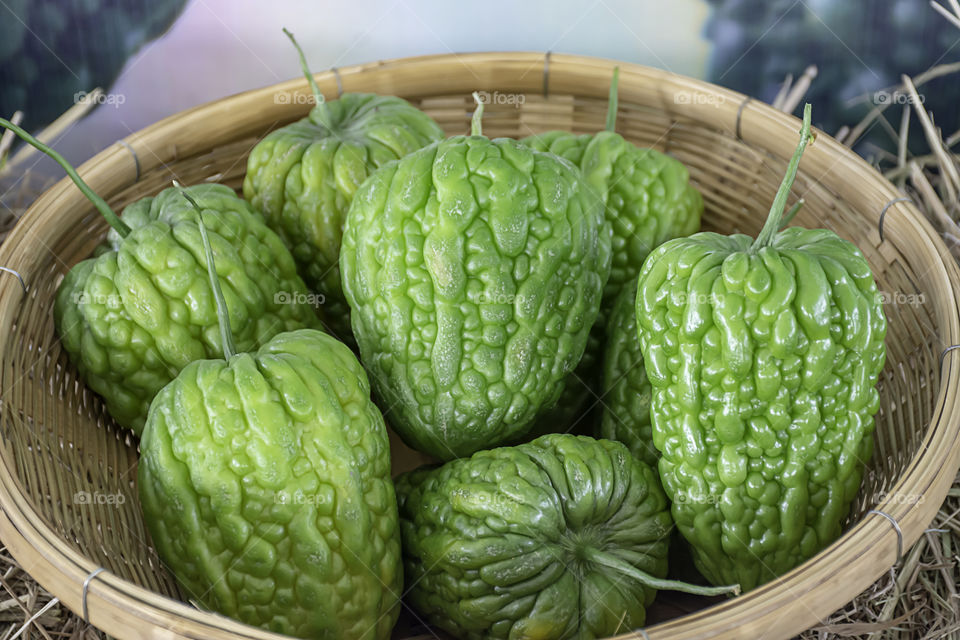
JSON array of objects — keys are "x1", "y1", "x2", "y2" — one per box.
[
  {"x1": 471, "y1": 92, "x2": 484, "y2": 136},
  {"x1": 779, "y1": 198, "x2": 804, "y2": 230},
  {"x1": 173, "y1": 182, "x2": 236, "y2": 360},
  {"x1": 583, "y1": 547, "x2": 741, "y2": 597},
  {"x1": 0, "y1": 118, "x2": 131, "y2": 238},
  {"x1": 751, "y1": 103, "x2": 814, "y2": 251},
  {"x1": 605, "y1": 66, "x2": 620, "y2": 132},
  {"x1": 283, "y1": 28, "x2": 335, "y2": 132}
]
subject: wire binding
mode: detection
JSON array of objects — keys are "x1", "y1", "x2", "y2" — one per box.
[
  {"x1": 867, "y1": 509, "x2": 903, "y2": 565},
  {"x1": 117, "y1": 140, "x2": 141, "y2": 183},
  {"x1": 330, "y1": 67, "x2": 344, "y2": 98},
  {"x1": 877, "y1": 197, "x2": 913, "y2": 242},
  {"x1": 735, "y1": 96, "x2": 752, "y2": 142},
  {"x1": 542, "y1": 51, "x2": 552, "y2": 98},
  {"x1": 940, "y1": 344, "x2": 960, "y2": 372},
  {"x1": 81, "y1": 567, "x2": 107, "y2": 622},
  {"x1": 0, "y1": 266, "x2": 26, "y2": 293}
]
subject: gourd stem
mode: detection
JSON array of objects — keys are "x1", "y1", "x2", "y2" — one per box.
[
  {"x1": 0, "y1": 118, "x2": 131, "y2": 238},
  {"x1": 283, "y1": 28, "x2": 335, "y2": 133},
  {"x1": 583, "y1": 547, "x2": 741, "y2": 597},
  {"x1": 471, "y1": 92, "x2": 484, "y2": 136},
  {"x1": 779, "y1": 198, "x2": 804, "y2": 230},
  {"x1": 751, "y1": 103, "x2": 813, "y2": 251},
  {"x1": 605, "y1": 67, "x2": 620, "y2": 132},
  {"x1": 174, "y1": 182, "x2": 236, "y2": 360}
]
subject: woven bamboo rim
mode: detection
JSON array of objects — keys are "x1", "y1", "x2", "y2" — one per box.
[{"x1": 0, "y1": 52, "x2": 958, "y2": 640}]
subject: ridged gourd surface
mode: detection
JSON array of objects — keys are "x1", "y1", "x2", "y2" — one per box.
[
  {"x1": 636, "y1": 228, "x2": 886, "y2": 590},
  {"x1": 341, "y1": 136, "x2": 611, "y2": 459},
  {"x1": 139, "y1": 330, "x2": 400, "y2": 640},
  {"x1": 54, "y1": 184, "x2": 321, "y2": 434},
  {"x1": 396, "y1": 434, "x2": 671, "y2": 640}
]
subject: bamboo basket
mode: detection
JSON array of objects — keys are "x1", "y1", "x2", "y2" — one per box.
[{"x1": 0, "y1": 52, "x2": 958, "y2": 640}]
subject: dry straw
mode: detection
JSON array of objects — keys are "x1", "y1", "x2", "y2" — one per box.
[
  {"x1": 794, "y1": 3, "x2": 960, "y2": 636},
  {"x1": 0, "y1": 52, "x2": 959, "y2": 640}
]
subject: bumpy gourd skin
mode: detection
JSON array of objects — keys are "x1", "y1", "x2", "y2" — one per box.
[
  {"x1": 598, "y1": 277, "x2": 656, "y2": 467},
  {"x1": 341, "y1": 136, "x2": 612, "y2": 460},
  {"x1": 523, "y1": 130, "x2": 703, "y2": 314},
  {"x1": 243, "y1": 93, "x2": 444, "y2": 340},
  {"x1": 520, "y1": 131, "x2": 702, "y2": 435},
  {"x1": 635, "y1": 227, "x2": 887, "y2": 591},
  {"x1": 581, "y1": 131, "x2": 702, "y2": 312},
  {"x1": 395, "y1": 434, "x2": 671, "y2": 640},
  {"x1": 524, "y1": 331, "x2": 602, "y2": 441},
  {"x1": 139, "y1": 329, "x2": 400, "y2": 640},
  {"x1": 53, "y1": 184, "x2": 322, "y2": 435},
  {"x1": 521, "y1": 131, "x2": 592, "y2": 166}
]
